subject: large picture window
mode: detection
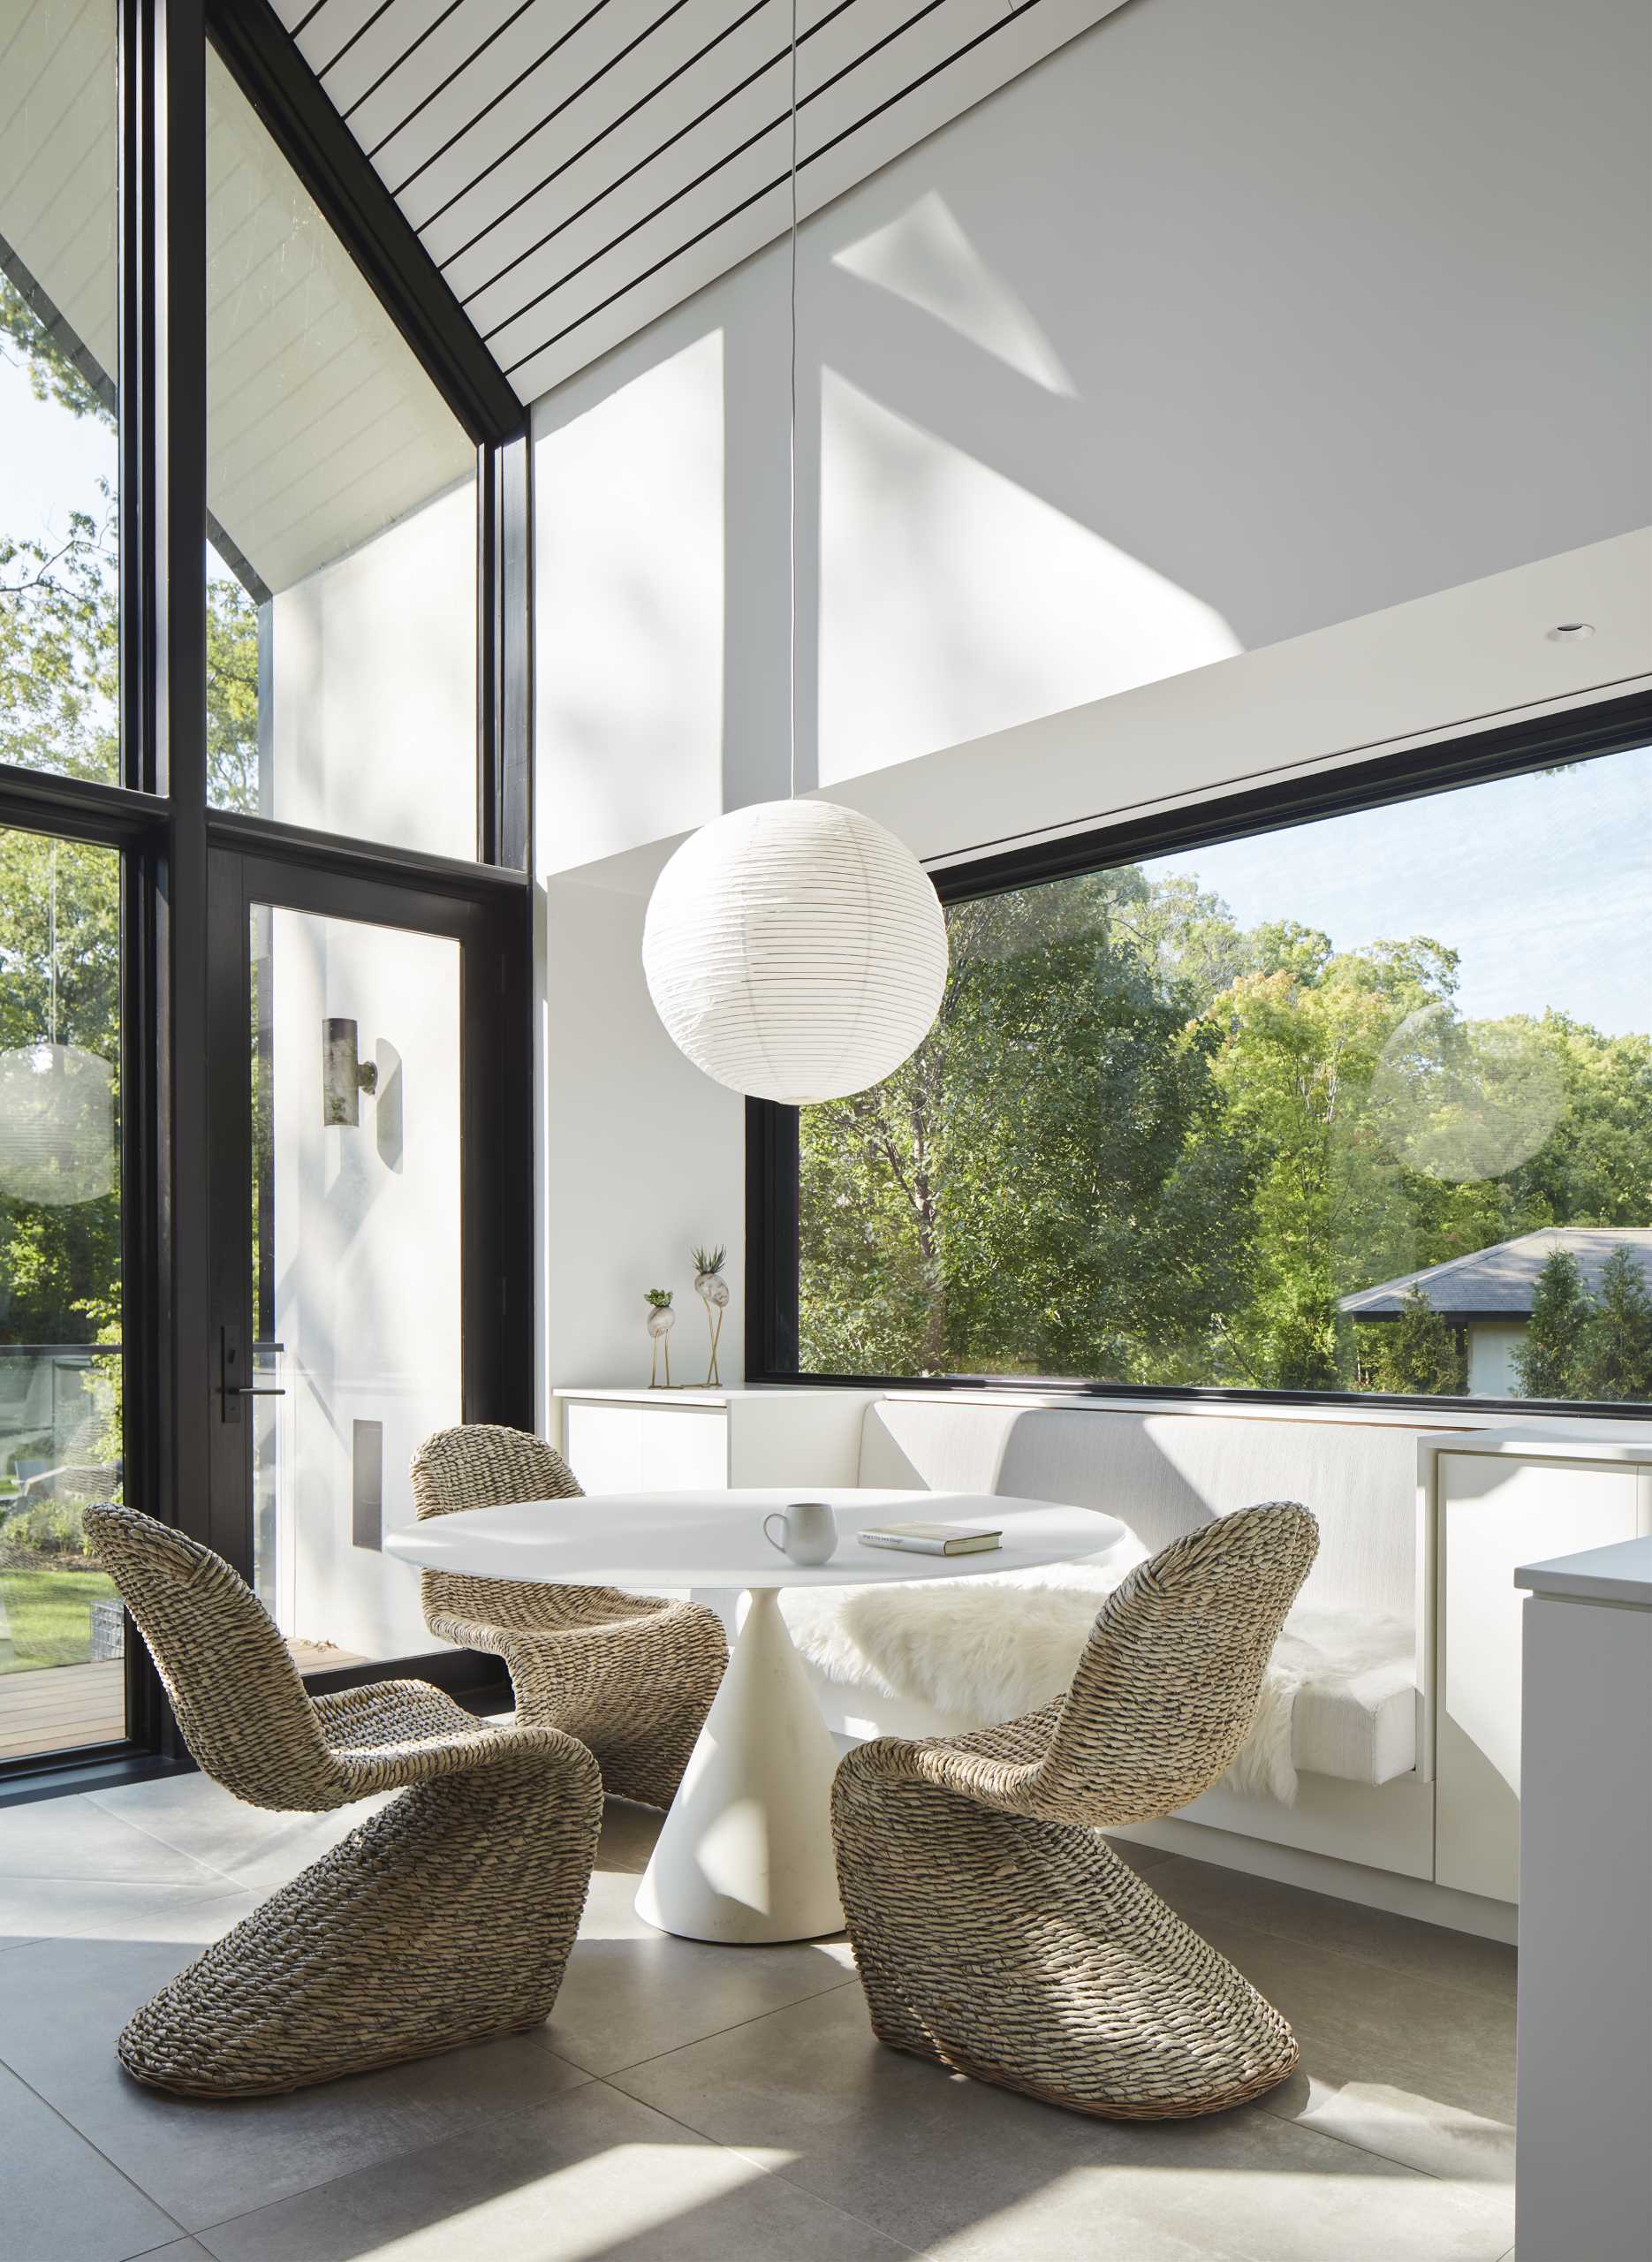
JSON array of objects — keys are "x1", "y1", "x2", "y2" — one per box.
[{"x1": 788, "y1": 719, "x2": 1652, "y2": 1407}]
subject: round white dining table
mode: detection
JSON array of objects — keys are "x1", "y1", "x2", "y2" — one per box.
[{"x1": 385, "y1": 1487, "x2": 1126, "y2": 1945}]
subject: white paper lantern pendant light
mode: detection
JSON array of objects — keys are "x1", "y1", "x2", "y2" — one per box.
[{"x1": 642, "y1": 3, "x2": 946, "y2": 1106}]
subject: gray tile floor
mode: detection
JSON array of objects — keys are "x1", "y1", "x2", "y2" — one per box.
[{"x1": 0, "y1": 1773, "x2": 1518, "y2": 2262}]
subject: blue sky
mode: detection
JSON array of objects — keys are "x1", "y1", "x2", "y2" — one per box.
[
  {"x1": 1152, "y1": 748, "x2": 1652, "y2": 1037},
  {"x1": 0, "y1": 346, "x2": 117, "y2": 547}
]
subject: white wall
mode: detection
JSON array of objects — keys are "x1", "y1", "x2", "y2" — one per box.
[
  {"x1": 533, "y1": 0, "x2": 1652, "y2": 1400},
  {"x1": 534, "y1": 0, "x2": 1650, "y2": 877},
  {"x1": 269, "y1": 479, "x2": 476, "y2": 857},
  {"x1": 540, "y1": 878, "x2": 744, "y2": 1395},
  {"x1": 271, "y1": 911, "x2": 463, "y2": 1659}
]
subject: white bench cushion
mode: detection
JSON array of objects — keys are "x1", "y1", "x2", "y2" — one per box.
[
  {"x1": 1290, "y1": 1650, "x2": 1418, "y2": 1787},
  {"x1": 827, "y1": 1393, "x2": 1428, "y2": 1796},
  {"x1": 781, "y1": 1565, "x2": 1417, "y2": 1798}
]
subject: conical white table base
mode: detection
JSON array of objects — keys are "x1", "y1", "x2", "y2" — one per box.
[
  {"x1": 384, "y1": 1486, "x2": 1125, "y2": 1945},
  {"x1": 635, "y1": 1586, "x2": 846, "y2": 1943}
]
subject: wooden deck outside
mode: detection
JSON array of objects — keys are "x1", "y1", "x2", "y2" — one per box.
[{"x1": 0, "y1": 1640, "x2": 368, "y2": 1763}]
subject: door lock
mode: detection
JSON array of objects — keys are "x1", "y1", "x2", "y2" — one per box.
[{"x1": 222, "y1": 1327, "x2": 287, "y2": 1420}]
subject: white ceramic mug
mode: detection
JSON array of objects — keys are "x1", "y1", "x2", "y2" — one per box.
[{"x1": 762, "y1": 1499, "x2": 837, "y2": 1566}]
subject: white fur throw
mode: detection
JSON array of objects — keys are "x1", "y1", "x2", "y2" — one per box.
[{"x1": 781, "y1": 1546, "x2": 1407, "y2": 1805}]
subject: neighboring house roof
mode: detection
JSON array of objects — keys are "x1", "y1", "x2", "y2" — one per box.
[{"x1": 1339, "y1": 1229, "x2": 1652, "y2": 1324}]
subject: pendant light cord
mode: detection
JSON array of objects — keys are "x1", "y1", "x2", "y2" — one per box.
[{"x1": 787, "y1": 0, "x2": 799, "y2": 804}]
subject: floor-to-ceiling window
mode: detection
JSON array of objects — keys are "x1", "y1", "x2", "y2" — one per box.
[
  {"x1": 0, "y1": 827, "x2": 123, "y2": 1758},
  {"x1": 0, "y1": 0, "x2": 530, "y2": 1788},
  {"x1": 0, "y1": 0, "x2": 120, "y2": 790},
  {"x1": 0, "y1": 0, "x2": 126, "y2": 1761},
  {"x1": 202, "y1": 47, "x2": 479, "y2": 852}
]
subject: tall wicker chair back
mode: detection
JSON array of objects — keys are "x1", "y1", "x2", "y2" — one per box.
[
  {"x1": 411, "y1": 1423, "x2": 591, "y2": 1633},
  {"x1": 85, "y1": 1503, "x2": 340, "y2": 1811},
  {"x1": 409, "y1": 1423, "x2": 726, "y2": 1810},
  {"x1": 1030, "y1": 1503, "x2": 1318, "y2": 1826},
  {"x1": 84, "y1": 1501, "x2": 602, "y2": 2099},
  {"x1": 831, "y1": 1500, "x2": 1319, "y2": 2122}
]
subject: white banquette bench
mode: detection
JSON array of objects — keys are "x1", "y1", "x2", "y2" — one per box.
[
  {"x1": 556, "y1": 1386, "x2": 1652, "y2": 1926},
  {"x1": 781, "y1": 1396, "x2": 1432, "y2": 1882}
]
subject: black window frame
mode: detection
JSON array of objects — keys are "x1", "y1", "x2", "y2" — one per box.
[
  {"x1": 0, "y1": 0, "x2": 534, "y2": 1795},
  {"x1": 747, "y1": 686, "x2": 1652, "y2": 1422}
]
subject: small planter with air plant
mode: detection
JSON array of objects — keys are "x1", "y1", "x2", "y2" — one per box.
[
  {"x1": 692, "y1": 1246, "x2": 729, "y2": 1385},
  {"x1": 644, "y1": 1289, "x2": 676, "y2": 1389}
]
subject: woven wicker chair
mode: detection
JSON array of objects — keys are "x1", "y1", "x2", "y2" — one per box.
[
  {"x1": 84, "y1": 1501, "x2": 602, "y2": 2099},
  {"x1": 410, "y1": 1423, "x2": 727, "y2": 1809},
  {"x1": 831, "y1": 1500, "x2": 1319, "y2": 2122}
]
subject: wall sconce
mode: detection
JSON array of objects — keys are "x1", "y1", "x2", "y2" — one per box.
[{"x1": 322, "y1": 1019, "x2": 379, "y2": 1127}]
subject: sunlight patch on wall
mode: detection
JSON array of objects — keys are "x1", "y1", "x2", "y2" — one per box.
[
  {"x1": 818, "y1": 371, "x2": 1241, "y2": 784},
  {"x1": 832, "y1": 191, "x2": 1076, "y2": 398},
  {"x1": 534, "y1": 330, "x2": 725, "y2": 874}
]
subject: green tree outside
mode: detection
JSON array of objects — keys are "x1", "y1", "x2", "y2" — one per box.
[
  {"x1": 1572, "y1": 1246, "x2": 1652, "y2": 1402},
  {"x1": 800, "y1": 873, "x2": 1256, "y2": 1382},
  {"x1": 800, "y1": 856, "x2": 1652, "y2": 1404},
  {"x1": 1512, "y1": 1249, "x2": 1588, "y2": 1399},
  {"x1": 1360, "y1": 1286, "x2": 1467, "y2": 1396},
  {"x1": 2, "y1": 274, "x2": 261, "y2": 1361}
]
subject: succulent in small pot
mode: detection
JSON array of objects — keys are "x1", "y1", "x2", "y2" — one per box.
[
  {"x1": 644, "y1": 1288, "x2": 676, "y2": 1388},
  {"x1": 692, "y1": 1245, "x2": 729, "y2": 1385}
]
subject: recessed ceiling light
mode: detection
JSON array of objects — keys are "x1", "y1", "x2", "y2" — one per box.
[{"x1": 1547, "y1": 621, "x2": 1595, "y2": 641}]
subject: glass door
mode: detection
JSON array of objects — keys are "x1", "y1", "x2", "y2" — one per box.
[{"x1": 207, "y1": 848, "x2": 526, "y2": 1687}]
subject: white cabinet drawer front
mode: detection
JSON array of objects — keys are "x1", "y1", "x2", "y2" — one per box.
[
  {"x1": 640, "y1": 1408, "x2": 729, "y2": 1490},
  {"x1": 562, "y1": 1401, "x2": 731, "y2": 1494},
  {"x1": 1437, "y1": 1454, "x2": 1641, "y2": 1902},
  {"x1": 563, "y1": 1402, "x2": 643, "y2": 1494}
]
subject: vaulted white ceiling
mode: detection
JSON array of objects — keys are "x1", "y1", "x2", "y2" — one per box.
[{"x1": 274, "y1": 0, "x2": 1127, "y2": 403}]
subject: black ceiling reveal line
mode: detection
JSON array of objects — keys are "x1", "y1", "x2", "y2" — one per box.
[
  {"x1": 369, "y1": 0, "x2": 606, "y2": 169},
  {"x1": 289, "y1": 0, "x2": 334, "y2": 37},
  {"x1": 483, "y1": 0, "x2": 962, "y2": 341},
  {"x1": 498, "y1": 0, "x2": 1049, "y2": 378},
  {"x1": 394, "y1": 0, "x2": 696, "y2": 224},
  {"x1": 482, "y1": 96, "x2": 788, "y2": 335},
  {"x1": 364, "y1": 0, "x2": 548, "y2": 160},
  {"x1": 315, "y1": 0, "x2": 400, "y2": 81},
  {"x1": 439, "y1": 0, "x2": 858, "y2": 287},
  {"x1": 343, "y1": 0, "x2": 469, "y2": 120},
  {"x1": 498, "y1": 163, "x2": 780, "y2": 371},
  {"x1": 383, "y1": 0, "x2": 661, "y2": 197},
  {"x1": 427, "y1": 0, "x2": 776, "y2": 253}
]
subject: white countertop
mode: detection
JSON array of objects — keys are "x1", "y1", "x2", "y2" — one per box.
[
  {"x1": 1423, "y1": 1425, "x2": 1652, "y2": 1462},
  {"x1": 1516, "y1": 1535, "x2": 1652, "y2": 1605}
]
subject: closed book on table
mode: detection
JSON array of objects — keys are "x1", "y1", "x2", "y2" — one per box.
[{"x1": 860, "y1": 1522, "x2": 1002, "y2": 1556}]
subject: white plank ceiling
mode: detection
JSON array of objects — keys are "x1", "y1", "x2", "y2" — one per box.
[{"x1": 273, "y1": 0, "x2": 1128, "y2": 403}]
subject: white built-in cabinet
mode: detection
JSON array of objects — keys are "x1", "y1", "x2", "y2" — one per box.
[
  {"x1": 1421, "y1": 1431, "x2": 1652, "y2": 1904},
  {"x1": 553, "y1": 1387, "x2": 875, "y2": 1497}
]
